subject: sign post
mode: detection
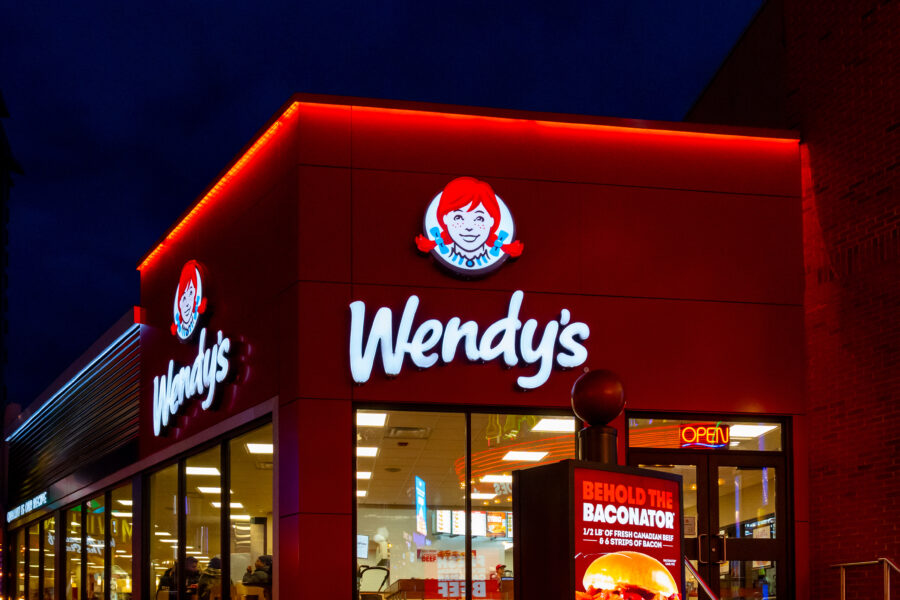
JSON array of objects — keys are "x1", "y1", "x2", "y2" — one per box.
[{"x1": 513, "y1": 370, "x2": 685, "y2": 600}]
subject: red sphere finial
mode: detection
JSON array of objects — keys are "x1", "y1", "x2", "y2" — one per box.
[{"x1": 571, "y1": 369, "x2": 625, "y2": 427}]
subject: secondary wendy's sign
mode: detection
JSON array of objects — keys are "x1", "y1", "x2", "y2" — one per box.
[{"x1": 152, "y1": 260, "x2": 234, "y2": 436}]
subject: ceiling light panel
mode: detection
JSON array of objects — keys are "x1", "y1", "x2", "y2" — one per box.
[
  {"x1": 531, "y1": 418, "x2": 576, "y2": 432},
  {"x1": 357, "y1": 413, "x2": 387, "y2": 427}
]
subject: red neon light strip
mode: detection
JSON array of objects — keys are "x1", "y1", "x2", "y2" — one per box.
[
  {"x1": 352, "y1": 105, "x2": 800, "y2": 145},
  {"x1": 138, "y1": 101, "x2": 301, "y2": 271},
  {"x1": 139, "y1": 99, "x2": 797, "y2": 272}
]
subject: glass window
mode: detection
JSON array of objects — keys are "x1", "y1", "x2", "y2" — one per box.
[
  {"x1": 718, "y1": 466, "x2": 778, "y2": 539},
  {"x1": 42, "y1": 517, "x2": 56, "y2": 600},
  {"x1": 65, "y1": 507, "x2": 82, "y2": 600},
  {"x1": 149, "y1": 464, "x2": 178, "y2": 596},
  {"x1": 470, "y1": 413, "x2": 576, "y2": 593},
  {"x1": 111, "y1": 484, "x2": 133, "y2": 600},
  {"x1": 231, "y1": 424, "x2": 274, "y2": 597},
  {"x1": 628, "y1": 418, "x2": 782, "y2": 451},
  {"x1": 720, "y1": 560, "x2": 776, "y2": 600},
  {"x1": 15, "y1": 528, "x2": 25, "y2": 600},
  {"x1": 356, "y1": 410, "x2": 466, "y2": 597},
  {"x1": 27, "y1": 524, "x2": 38, "y2": 600},
  {"x1": 146, "y1": 423, "x2": 276, "y2": 600},
  {"x1": 355, "y1": 409, "x2": 574, "y2": 599},
  {"x1": 637, "y1": 464, "x2": 698, "y2": 541},
  {"x1": 85, "y1": 496, "x2": 105, "y2": 600},
  {"x1": 186, "y1": 447, "x2": 221, "y2": 592}
]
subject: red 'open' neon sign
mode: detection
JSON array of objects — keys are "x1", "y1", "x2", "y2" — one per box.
[{"x1": 680, "y1": 424, "x2": 729, "y2": 449}]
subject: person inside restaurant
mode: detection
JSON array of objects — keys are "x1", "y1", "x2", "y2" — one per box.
[
  {"x1": 242, "y1": 555, "x2": 272, "y2": 597},
  {"x1": 157, "y1": 556, "x2": 201, "y2": 599}
]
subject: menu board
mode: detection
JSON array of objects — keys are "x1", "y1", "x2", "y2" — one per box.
[
  {"x1": 435, "y1": 510, "x2": 452, "y2": 534},
  {"x1": 487, "y1": 512, "x2": 507, "y2": 537},
  {"x1": 451, "y1": 510, "x2": 466, "y2": 535},
  {"x1": 574, "y1": 468, "x2": 682, "y2": 600},
  {"x1": 471, "y1": 511, "x2": 487, "y2": 537}
]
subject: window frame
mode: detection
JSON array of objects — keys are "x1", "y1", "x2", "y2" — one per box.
[
  {"x1": 6, "y1": 415, "x2": 272, "y2": 600},
  {"x1": 353, "y1": 404, "x2": 577, "y2": 600},
  {"x1": 142, "y1": 415, "x2": 273, "y2": 600},
  {"x1": 625, "y1": 410, "x2": 789, "y2": 454}
]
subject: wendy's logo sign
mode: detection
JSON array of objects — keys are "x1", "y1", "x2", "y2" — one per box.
[
  {"x1": 171, "y1": 260, "x2": 207, "y2": 342},
  {"x1": 415, "y1": 177, "x2": 523, "y2": 277},
  {"x1": 349, "y1": 290, "x2": 590, "y2": 390},
  {"x1": 153, "y1": 260, "x2": 233, "y2": 437}
]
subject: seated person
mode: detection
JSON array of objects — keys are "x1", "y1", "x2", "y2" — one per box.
[
  {"x1": 157, "y1": 557, "x2": 201, "y2": 599},
  {"x1": 197, "y1": 557, "x2": 223, "y2": 600},
  {"x1": 242, "y1": 554, "x2": 272, "y2": 587}
]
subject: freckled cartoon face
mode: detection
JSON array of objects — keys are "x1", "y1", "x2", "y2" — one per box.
[
  {"x1": 442, "y1": 202, "x2": 495, "y2": 252},
  {"x1": 179, "y1": 281, "x2": 196, "y2": 324}
]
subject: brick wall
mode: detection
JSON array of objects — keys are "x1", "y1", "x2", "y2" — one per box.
[
  {"x1": 789, "y1": 2, "x2": 900, "y2": 597},
  {"x1": 690, "y1": 1, "x2": 900, "y2": 597}
]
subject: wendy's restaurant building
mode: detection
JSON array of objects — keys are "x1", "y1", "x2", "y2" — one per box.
[{"x1": 3, "y1": 95, "x2": 805, "y2": 600}]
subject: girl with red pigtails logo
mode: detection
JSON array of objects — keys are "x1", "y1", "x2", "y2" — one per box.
[
  {"x1": 171, "y1": 260, "x2": 208, "y2": 342},
  {"x1": 415, "y1": 177, "x2": 523, "y2": 277}
]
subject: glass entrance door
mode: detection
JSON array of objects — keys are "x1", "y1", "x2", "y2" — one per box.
[{"x1": 629, "y1": 451, "x2": 786, "y2": 600}]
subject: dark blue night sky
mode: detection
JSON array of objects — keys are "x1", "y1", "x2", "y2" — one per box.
[{"x1": 2, "y1": 1, "x2": 763, "y2": 408}]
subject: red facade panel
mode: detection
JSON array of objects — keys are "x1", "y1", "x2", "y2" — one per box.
[
  {"x1": 348, "y1": 105, "x2": 799, "y2": 197},
  {"x1": 135, "y1": 96, "x2": 803, "y2": 599}
]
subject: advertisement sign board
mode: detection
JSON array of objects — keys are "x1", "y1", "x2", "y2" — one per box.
[
  {"x1": 574, "y1": 468, "x2": 682, "y2": 599},
  {"x1": 416, "y1": 476, "x2": 428, "y2": 536},
  {"x1": 513, "y1": 460, "x2": 683, "y2": 600}
]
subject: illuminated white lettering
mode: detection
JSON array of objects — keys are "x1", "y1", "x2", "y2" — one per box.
[
  {"x1": 557, "y1": 321, "x2": 590, "y2": 368},
  {"x1": 517, "y1": 317, "x2": 559, "y2": 389},
  {"x1": 7, "y1": 492, "x2": 48, "y2": 523},
  {"x1": 478, "y1": 291, "x2": 522, "y2": 365},
  {"x1": 441, "y1": 317, "x2": 479, "y2": 362},
  {"x1": 152, "y1": 327, "x2": 231, "y2": 436},
  {"x1": 349, "y1": 291, "x2": 590, "y2": 389},
  {"x1": 582, "y1": 503, "x2": 676, "y2": 530}
]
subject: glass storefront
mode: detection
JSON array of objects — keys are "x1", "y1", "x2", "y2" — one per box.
[
  {"x1": 229, "y1": 424, "x2": 275, "y2": 589},
  {"x1": 27, "y1": 524, "x2": 38, "y2": 600},
  {"x1": 111, "y1": 484, "x2": 133, "y2": 600},
  {"x1": 7, "y1": 421, "x2": 272, "y2": 600},
  {"x1": 186, "y1": 447, "x2": 222, "y2": 576},
  {"x1": 355, "y1": 409, "x2": 575, "y2": 599},
  {"x1": 65, "y1": 507, "x2": 81, "y2": 600},
  {"x1": 149, "y1": 421, "x2": 274, "y2": 600},
  {"x1": 42, "y1": 517, "x2": 55, "y2": 600},
  {"x1": 628, "y1": 415, "x2": 787, "y2": 600},
  {"x1": 86, "y1": 496, "x2": 105, "y2": 600},
  {"x1": 14, "y1": 528, "x2": 25, "y2": 600},
  {"x1": 149, "y1": 463, "x2": 178, "y2": 594}
]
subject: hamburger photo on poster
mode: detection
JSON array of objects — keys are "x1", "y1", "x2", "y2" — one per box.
[{"x1": 574, "y1": 469, "x2": 683, "y2": 600}]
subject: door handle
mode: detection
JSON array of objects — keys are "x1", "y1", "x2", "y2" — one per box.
[
  {"x1": 710, "y1": 534, "x2": 727, "y2": 565},
  {"x1": 698, "y1": 534, "x2": 710, "y2": 564}
]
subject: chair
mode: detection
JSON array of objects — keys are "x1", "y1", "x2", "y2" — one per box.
[
  {"x1": 358, "y1": 565, "x2": 390, "y2": 600},
  {"x1": 208, "y1": 582, "x2": 222, "y2": 600},
  {"x1": 234, "y1": 582, "x2": 268, "y2": 600}
]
